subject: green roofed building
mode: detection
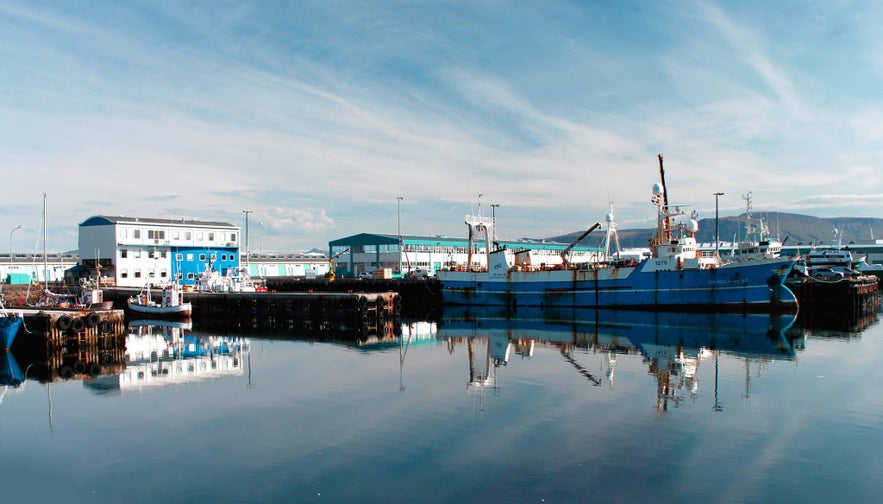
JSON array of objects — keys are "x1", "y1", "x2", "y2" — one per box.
[{"x1": 328, "y1": 232, "x2": 600, "y2": 279}]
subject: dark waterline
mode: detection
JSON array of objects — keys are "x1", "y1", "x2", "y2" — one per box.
[{"x1": 2, "y1": 309, "x2": 882, "y2": 503}]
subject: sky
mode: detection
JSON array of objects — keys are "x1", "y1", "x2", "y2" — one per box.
[{"x1": 2, "y1": 1, "x2": 882, "y2": 254}]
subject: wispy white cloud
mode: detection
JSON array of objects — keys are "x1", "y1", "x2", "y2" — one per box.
[{"x1": 1, "y1": 1, "x2": 882, "y2": 251}]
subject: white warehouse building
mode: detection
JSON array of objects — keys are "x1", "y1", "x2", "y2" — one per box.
[{"x1": 78, "y1": 216, "x2": 241, "y2": 288}]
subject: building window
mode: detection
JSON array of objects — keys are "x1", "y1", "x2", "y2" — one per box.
[
  {"x1": 208, "y1": 232, "x2": 215, "y2": 241},
  {"x1": 176, "y1": 253, "x2": 183, "y2": 262},
  {"x1": 221, "y1": 254, "x2": 227, "y2": 261},
  {"x1": 172, "y1": 231, "x2": 180, "y2": 240},
  {"x1": 133, "y1": 229, "x2": 141, "y2": 239},
  {"x1": 210, "y1": 253, "x2": 217, "y2": 261},
  {"x1": 187, "y1": 273, "x2": 195, "y2": 280},
  {"x1": 199, "y1": 254, "x2": 206, "y2": 261},
  {"x1": 148, "y1": 230, "x2": 166, "y2": 240},
  {"x1": 230, "y1": 233, "x2": 237, "y2": 242},
  {"x1": 120, "y1": 249, "x2": 128, "y2": 258},
  {"x1": 120, "y1": 270, "x2": 128, "y2": 279},
  {"x1": 197, "y1": 232, "x2": 204, "y2": 241},
  {"x1": 134, "y1": 270, "x2": 142, "y2": 278},
  {"x1": 185, "y1": 232, "x2": 192, "y2": 240},
  {"x1": 119, "y1": 229, "x2": 127, "y2": 239},
  {"x1": 186, "y1": 253, "x2": 194, "y2": 261},
  {"x1": 160, "y1": 270, "x2": 168, "y2": 278}
]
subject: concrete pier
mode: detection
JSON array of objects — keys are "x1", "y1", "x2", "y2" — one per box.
[{"x1": 8, "y1": 308, "x2": 127, "y2": 382}]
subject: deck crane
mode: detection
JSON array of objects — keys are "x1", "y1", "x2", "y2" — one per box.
[
  {"x1": 560, "y1": 223, "x2": 601, "y2": 267},
  {"x1": 327, "y1": 248, "x2": 350, "y2": 282}
]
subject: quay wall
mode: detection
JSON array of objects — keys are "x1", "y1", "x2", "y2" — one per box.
[{"x1": 264, "y1": 277, "x2": 443, "y2": 317}]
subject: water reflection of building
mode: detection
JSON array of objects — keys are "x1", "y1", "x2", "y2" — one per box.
[{"x1": 85, "y1": 321, "x2": 249, "y2": 394}]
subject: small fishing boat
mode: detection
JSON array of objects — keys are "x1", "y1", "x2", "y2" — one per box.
[
  {"x1": 1, "y1": 300, "x2": 24, "y2": 351},
  {"x1": 127, "y1": 282, "x2": 192, "y2": 319},
  {"x1": 79, "y1": 279, "x2": 114, "y2": 310}
]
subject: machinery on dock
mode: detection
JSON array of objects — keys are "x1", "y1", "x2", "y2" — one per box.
[{"x1": 327, "y1": 248, "x2": 350, "y2": 282}]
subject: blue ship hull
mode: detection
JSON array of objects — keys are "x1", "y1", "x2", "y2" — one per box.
[
  {"x1": 439, "y1": 257, "x2": 798, "y2": 312},
  {"x1": 1, "y1": 315, "x2": 23, "y2": 351}
]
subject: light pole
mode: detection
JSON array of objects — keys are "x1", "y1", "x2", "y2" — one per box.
[
  {"x1": 713, "y1": 192, "x2": 724, "y2": 258},
  {"x1": 396, "y1": 196, "x2": 404, "y2": 274},
  {"x1": 242, "y1": 210, "x2": 252, "y2": 271},
  {"x1": 9, "y1": 225, "x2": 21, "y2": 266},
  {"x1": 490, "y1": 204, "x2": 499, "y2": 247}
]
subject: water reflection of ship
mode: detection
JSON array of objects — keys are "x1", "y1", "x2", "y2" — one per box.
[
  {"x1": 84, "y1": 321, "x2": 250, "y2": 395},
  {"x1": 1, "y1": 351, "x2": 25, "y2": 404},
  {"x1": 439, "y1": 308, "x2": 803, "y2": 406}
]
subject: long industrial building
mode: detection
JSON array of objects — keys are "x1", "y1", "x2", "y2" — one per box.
[{"x1": 327, "y1": 232, "x2": 602, "y2": 278}]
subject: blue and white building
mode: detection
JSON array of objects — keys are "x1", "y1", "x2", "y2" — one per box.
[{"x1": 78, "y1": 216, "x2": 240, "y2": 288}]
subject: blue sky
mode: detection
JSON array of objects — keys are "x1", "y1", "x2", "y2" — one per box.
[{"x1": 2, "y1": 1, "x2": 882, "y2": 253}]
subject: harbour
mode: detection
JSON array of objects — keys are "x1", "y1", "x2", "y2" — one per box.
[
  {"x1": 2, "y1": 306, "x2": 882, "y2": 502},
  {"x1": 7, "y1": 2, "x2": 883, "y2": 502}
]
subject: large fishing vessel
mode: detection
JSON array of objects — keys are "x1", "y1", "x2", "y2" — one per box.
[{"x1": 438, "y1": 155, "x2": 798, "y2": 312}]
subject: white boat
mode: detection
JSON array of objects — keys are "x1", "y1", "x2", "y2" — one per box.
[
  {"x1": 127, "y1": 282, "x2": 192, "y2": 319},
  {"x1": 197, "y1": 264, "x2": 265, "y2": 293}
]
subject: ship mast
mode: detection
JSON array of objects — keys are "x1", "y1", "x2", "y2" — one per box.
[
  {"x1": 659, "y1": 154, "x2": 670, "y2": 243},
  {"x1": 742, "y1": 192, "x2": 754, "y2": 242}
]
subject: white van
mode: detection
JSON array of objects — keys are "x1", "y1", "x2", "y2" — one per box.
[{"x1": 412, "y1": 268, "x2": 432, "y2": 278}]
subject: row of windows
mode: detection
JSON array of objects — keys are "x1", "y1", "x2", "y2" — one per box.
[
  {"x1": 119, "y1": 269, "x2": 170, "y2": 280},
  {"x1": 119, "y1": 270, "x2": 208, "y2": 281},
  {"x1": 119, "y1": 249, "x2": 237, "y2": 263},
  {"x1": 354, "y1": 244, "x2": 400, "y2": 254},
  {"x1": 119, "y1": 227, "x2": 237, "y2": 243},
  {"x1": 120, "y1": 249, "x2": 168, "y2": 259}
]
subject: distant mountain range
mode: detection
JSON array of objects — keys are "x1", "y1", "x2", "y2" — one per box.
[{"x1": 546, "y1": 213, "x2": 883, "y2": 249}]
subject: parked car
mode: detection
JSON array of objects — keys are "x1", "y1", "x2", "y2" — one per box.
[
  {"x1": 358, "y1": 271, "x2": 373, "y2": 279},
  {"x1": 811, "y1": 267, "x2": 844, "y2": 281}
]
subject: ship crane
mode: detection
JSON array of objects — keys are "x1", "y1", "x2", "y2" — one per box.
[
  {"x1": 560, "y1": 223, "x2": 601, "y2": 267},
  {"x1": 327, "y1": 248, "x2": 350, "y2": 282}
]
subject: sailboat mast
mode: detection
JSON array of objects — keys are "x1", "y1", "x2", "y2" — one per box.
[{"x1": 42, "y1": 192, "x2": 48, "y2": 284}]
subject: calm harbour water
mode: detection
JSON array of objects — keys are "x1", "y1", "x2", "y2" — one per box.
[{"x1": 2, "y1": 308, "x2": 882, "y2": 503}]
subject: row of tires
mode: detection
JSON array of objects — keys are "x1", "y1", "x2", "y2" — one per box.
[
  {"x1": 55, "y1": 313, "x2": 113, "y2": 334},
  {"x1": 57, "y1": 358, "x2": 110, "y2": 379}
]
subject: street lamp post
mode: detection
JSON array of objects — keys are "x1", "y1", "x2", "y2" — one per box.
[
  {"x1": 242, "y1": 210, "x2": 252, "y2": 271},
  {"x1": 396, "y1": 196, "x2": 404, "y2": 274},
  {"x1": 9, "y1": 225, "x2": 21, "y2": 267},
  {"x1": 713, "y1": 192, "x2": 724, "y2": 258}
]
